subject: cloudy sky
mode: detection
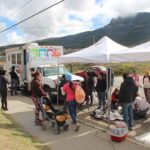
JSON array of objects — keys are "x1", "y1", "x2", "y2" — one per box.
[{"x1": 0, "y1": 0, "x2": 150, "y2": 46}]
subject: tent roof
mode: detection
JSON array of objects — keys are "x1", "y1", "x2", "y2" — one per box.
[
  {"x1": 59, "y1": 36, "x2": 128, "y2": 64},
  {"x1": 111, "y1": 40, "x2": 150, "y2": 62}
]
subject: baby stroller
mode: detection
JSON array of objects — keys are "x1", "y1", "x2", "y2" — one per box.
[{"x1": 38, "y1": 96, "x2": 69, "y2": 134}]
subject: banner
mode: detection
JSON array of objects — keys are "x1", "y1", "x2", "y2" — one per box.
[{"x1": 29, "y1": 46, "x2": 63, "y2": 67}]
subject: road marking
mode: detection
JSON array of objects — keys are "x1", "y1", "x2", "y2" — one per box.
[
  {"x1": 44, "y1": 130, "x2": 97, "y2": 145},
  {"x1": 75, "y1": 130, "x2": 97, "y2": 137}
]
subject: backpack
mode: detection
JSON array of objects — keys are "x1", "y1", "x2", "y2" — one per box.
[{"x1": 75, "y1": 85, "x2": 86, "y2": 104}]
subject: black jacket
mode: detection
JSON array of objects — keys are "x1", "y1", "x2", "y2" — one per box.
[
  {"x1": 119, "y1": 77, "x2": 137, "y2": 103},
  {"x1": 96, "y1": 78, "x2": 106, "y2": 92},
  {"x1": 0, "y1": 75, "x2": 8, "y2": 96}
]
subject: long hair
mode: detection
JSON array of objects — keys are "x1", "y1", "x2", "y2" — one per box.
[{"x1": 68, "y1": 81, "x2": 74, "y2": 92}]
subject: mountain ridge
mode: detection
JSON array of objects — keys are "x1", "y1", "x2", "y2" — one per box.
[{"x1": 1, "y1": 12, "x2": 150, "y2": 51}]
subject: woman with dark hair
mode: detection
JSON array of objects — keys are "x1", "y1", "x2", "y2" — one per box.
[
  {"x1": 86, "y1": 72, "x2": 94, "y2": 105},
  {"x1": 62, "y1": 73, "x2": 80, "y2": 131},
  {"x1": 59, "y1": 74, "x2": 67, "y2": 109},
  {"x1": 0, "y1": 70, "x2": 8, "y2": 110},
  {"x1": 30, "y1": 71, "x2": 47, "y2": 126},
  {"x1": 96, "y1": 73, "x2": 107, "y2": 110}
]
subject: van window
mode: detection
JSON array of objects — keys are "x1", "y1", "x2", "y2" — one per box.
[
  {"x1": 43, "y1": 66, "x2": 68, "y2": 76},
  {"x1": 17, "y1": 53, "x2": 21, "y2": 64},
  {"x1": 8, "y1": 54, "x2": 10, "y2": 61},
  {"x1": 12, "y1": 54, "x2": 16, "y2": 64}
]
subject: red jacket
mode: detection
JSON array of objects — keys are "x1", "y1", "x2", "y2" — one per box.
[{"x1": 111, "y1": 92, "x2": 119, "y2": 103}]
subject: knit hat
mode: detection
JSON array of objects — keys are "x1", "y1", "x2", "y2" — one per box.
[{"x1": 65, "y1": 73, "x2": 72, "y2": 81}]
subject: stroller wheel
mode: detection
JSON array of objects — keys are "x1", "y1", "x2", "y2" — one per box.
[
  {"x1": 41, "y1": 124, "x2": 46, "y2": 131},
  {"x1": 51, "y1": 120, "x2": 56, "y2": 127},
  {"x1": 63, "y1": 124, "x2": 69, "y2": 131}
]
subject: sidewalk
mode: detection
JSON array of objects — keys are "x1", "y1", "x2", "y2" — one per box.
[{"x1": 5, "y1": 95, "x2": 150, "y2": 150}]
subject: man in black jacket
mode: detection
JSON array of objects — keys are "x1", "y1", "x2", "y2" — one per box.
[
  {"x1": 119, "y1": 73, "x2": 137, "y2": 131},
  {"x1": 10, "y1": 66, "x2": 19, "y2": 95}
]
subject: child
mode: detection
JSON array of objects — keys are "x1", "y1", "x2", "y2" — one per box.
[{"x1": 111, "y1": 88, "x2": 119, "y2": 110}]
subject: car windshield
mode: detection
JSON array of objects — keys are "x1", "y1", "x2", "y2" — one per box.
[{"x1": 43, "y1": 66, "x2": 68, "y2": 76}]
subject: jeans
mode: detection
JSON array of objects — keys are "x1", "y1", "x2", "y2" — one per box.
[
  {"x1": 97, "y1": 91, "x2": 106, "y2": 108},
  {"x1": 11, "y1": 79, "x2": 18, "y2": 95},
  {"x1": 67, "y1": 100, "x2": 77, "y2": 123},
  {"x1": 1, "y1": 92, "x2": 7, "y2": 109},
  {"x1": 122, "y1": 102, "x2": 134, "y2": 128}
]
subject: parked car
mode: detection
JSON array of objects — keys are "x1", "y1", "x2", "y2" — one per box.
[
  {"x1": 88, "y1": 66, "x2": 106, "y2": 76},
  {"x1": 74, "y1": 70, "x2": 87, "y2": 80}
]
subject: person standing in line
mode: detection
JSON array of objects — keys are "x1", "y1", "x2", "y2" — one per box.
[
  {"x1": 62, "y1": 73, "x2": 80, "y2": 132},
  {"x1": 0, "y1": 70, "x2": 8, "y2": 110},
  {"x1": 132, "y1": 70, "x2": 141, "y2": 93},
  {"x1": 30, "y1": 71, "x2": 47, "y2": 126},
  {"x1": 119, "y1": 73, "x2": 137, "y2": 131},
  {"x1": 59, "y1": 74, "x2": 67, "y2": 110},
  {"x1": 143, "y1": 71, "x2": 150, "y2": 103},
  {"x1": 95, "y1": 73, "x2": 107, "y2": 110},
  {"x1": 86, "y1": 72, "x2": 94, "y2": 105},
  {"x1": 10, "y1": 66, "x2": 19, "y2": 95}
]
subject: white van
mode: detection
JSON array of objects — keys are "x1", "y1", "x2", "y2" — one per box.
[{"x1": 5, "y1": 43, "x2": 83, "y2": 96}]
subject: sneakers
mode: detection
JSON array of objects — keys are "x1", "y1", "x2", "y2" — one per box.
[
  {"x1": 1, "y1": 107, "x2": 8, "y2": 111},
  {"x1": 35, "y1": 119, "x2": 43, "y2": 126},
  {"x1": 128, "y1": 127, "x2": 133, "y2": 131},
  {"x1": 75, "y1": 123, "x2": 80, "y2": 132}
]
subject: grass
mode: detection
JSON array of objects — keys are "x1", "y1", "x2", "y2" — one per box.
[
  {"x1": 66, "y1": 62, "x2": 150, "y2": 76},
  {"x1": 0, "y1": 112, "x2": 50, "y2": 150}
]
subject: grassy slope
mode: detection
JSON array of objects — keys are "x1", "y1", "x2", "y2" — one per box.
[
  {"x1": 0, "y1": 112, "x2": 50, "y2": 150},
  {"x1": 66, "y1": 62, "x2": 150, "y2": 76}
]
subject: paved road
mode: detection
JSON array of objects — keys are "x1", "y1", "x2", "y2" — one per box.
[{"x1": 5, "y1": 94, "x2": 149, "y2": 150}]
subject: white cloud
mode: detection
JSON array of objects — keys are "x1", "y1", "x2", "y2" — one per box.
[
  {"x1": 0, "y1": 23, "x2": 7, "y2": 46},
  {"x1": 6, "y1": 31, "x2": 28, "y2": 44},
  {"x1": 0, "y1": 0, "x2": 150, "y2": 45},
  {"x1": 99, "y1": 0, "x2": 150, "y2": 18},
  {"x1": 0, "y1": 22, "x2": 6, "y2": 31}
]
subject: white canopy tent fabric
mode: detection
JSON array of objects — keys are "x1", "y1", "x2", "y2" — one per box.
[
  {"x1": 111, "y1": 40, "x2": 150, "y2": 63},
  {"x1": 59, "y1": 36, "x2": 128, "y2": 64}
]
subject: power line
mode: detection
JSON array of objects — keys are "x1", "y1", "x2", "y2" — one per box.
[
  {"x1": 0, "y1": 0, "x2": 33, "y2": 24},
  {"x1": 0, "y1": 0, "x2": 64, "y2": 34},
  {"x1": 15, "y1": 24, "x2": 89, "y2": 29}
]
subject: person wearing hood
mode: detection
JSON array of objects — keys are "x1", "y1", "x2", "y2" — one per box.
[
  {"x1": 119, "y1": 73, "x2": 137, "y2": 131},
  {"x1": 62, "y1": 73, "x2": 80, "y2": 132}
]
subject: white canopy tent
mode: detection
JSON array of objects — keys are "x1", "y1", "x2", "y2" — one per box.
[
  {"x1": 111, "y1": 40, "x2": 150, "y2": 63},
  {"x1": 58, "y1": 36, "x2": 150, "y2": 128},
  {"x1": 59, "y1": 36, "x2": 128, "y2": 64},
  {"x1": 58, "y1": 36, "x2": 129, "y2": 127}
]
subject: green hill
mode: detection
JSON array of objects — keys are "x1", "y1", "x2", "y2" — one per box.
[
  {"x1": 37, "y1": 12, "x2": 150, "y2": 49},
  {"x1": 1, "y1": 12, "x2": 150, "y2": 50}
]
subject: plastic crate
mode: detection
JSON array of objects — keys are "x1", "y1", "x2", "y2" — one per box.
[{"x1": 110, "y1": 128, "x2": 128, "y2": 142}]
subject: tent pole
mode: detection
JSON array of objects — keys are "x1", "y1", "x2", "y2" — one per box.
[
  {"x1": 57, "y1": 59, "x2": 60, "y2": 109},
  {"x1": 107, "y1": 67, "x2": 112, "y2": 129}
]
